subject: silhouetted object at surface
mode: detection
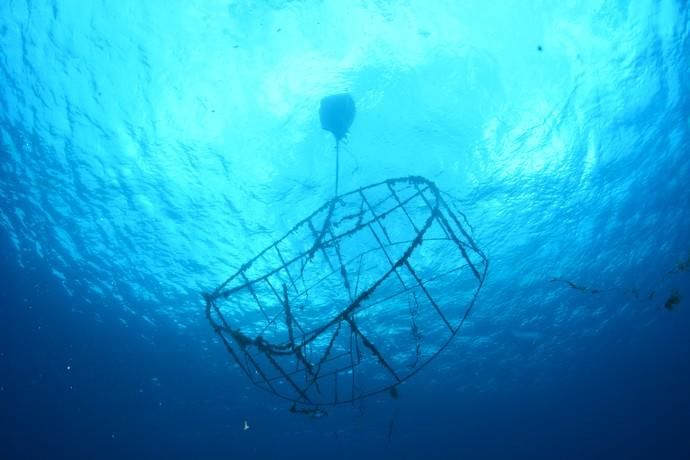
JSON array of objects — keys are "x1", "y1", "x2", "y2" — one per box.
[
  {"x1": 320, "y1": 93, "x2": 355, "y2": 143},
  {"x1": 319, "y1": 93, "x2": 356, "y2": 195},
  {"x1": 204, "y1": 176, "x2": 487, "y2": 412}
]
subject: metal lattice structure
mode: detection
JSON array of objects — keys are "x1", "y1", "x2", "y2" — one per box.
[{"x1": 204, "y1": 176, "x2": 487, "y2": 414}]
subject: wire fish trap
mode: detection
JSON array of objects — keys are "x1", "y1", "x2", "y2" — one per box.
[{"x1": 204, "y1": 176, "x2": 487, "y2": 413}]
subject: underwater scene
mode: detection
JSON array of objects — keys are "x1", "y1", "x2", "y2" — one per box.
[{"x1": 1, "y1": 1, "x2": 689, "y2": 459}]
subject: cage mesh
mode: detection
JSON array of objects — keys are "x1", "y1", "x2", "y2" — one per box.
[{"x1": 204, "y1": 176, "x2": 487, "y2": 413}]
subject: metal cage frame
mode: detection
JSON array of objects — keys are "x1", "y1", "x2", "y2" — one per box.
[{"x1": 204, "y1": 176, "x2": 487, "y2": 413}]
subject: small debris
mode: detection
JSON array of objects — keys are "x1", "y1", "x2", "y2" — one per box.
[{"x1": 664, "y1": 291, "x2": 681, "y2": 310}]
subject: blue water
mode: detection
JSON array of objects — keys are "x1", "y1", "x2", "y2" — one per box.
[{"x1": 2, "y1": 1, "x2": 689, "y2": 458}]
